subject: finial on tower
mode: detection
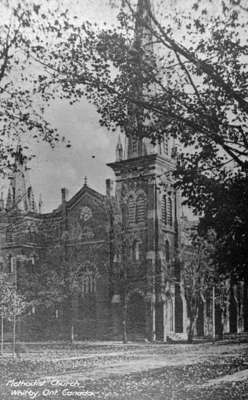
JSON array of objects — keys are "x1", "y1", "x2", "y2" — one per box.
[
  {"x1": 84, "y1": 176, "x2": 88, "y2": 186},
  {"x1": 116, "y1": 135, "x2": 123, "y2": 161}
]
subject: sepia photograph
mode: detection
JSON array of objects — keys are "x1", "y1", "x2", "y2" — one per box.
[{"x1": 0, "y1": 0, "x2": 248, "y2": 399}]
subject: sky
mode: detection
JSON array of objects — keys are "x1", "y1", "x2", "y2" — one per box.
[
  {"x1": 30, "y1": 0, "x2": 120, "y2": 212},
  {"x1": 1, "y1": 0, "x2": 120, "y2": 212},
  {"x1": 30, "y1": 99, "x2": 117, "y2": 212},
  {"x1": 1, "y1": 0, "x2": 221, "y2": 213}
]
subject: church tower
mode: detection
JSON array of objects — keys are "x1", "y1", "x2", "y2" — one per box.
[
  {"x1": 108, "y1": 0, "x2": 186, "y2": 341},
  {"x1": 6, "y1": 144, "x2": 37, "y2": 213}
]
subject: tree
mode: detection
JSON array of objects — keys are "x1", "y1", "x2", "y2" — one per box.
[
  {"x1": 3, "y1": 0, "x2": 246, "y2": 279},
  {"x1": 180, "y1": 231, "x2": 216, "y2": 342},
  {"x1": 0, "y1": 0, "x2": 70, "y2": 175},
  {"x1": 0, "y1": 273, "x2": 26, "y2": 354},
  {"x1": 27, "y1": 0, "x2": 248, "y2": 169},
  {"x1": 18, "y1": 238, "x2": 108, "y2": 341},
  {"x1": 27, "y1": 0, "x2": 247, "y2": 279},
  {"x1": 198, "y1": 173, "x2": 248, "y2": 281}
]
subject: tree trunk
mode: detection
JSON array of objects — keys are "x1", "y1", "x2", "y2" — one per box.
[
  {"x1": 187, "y1": 319, "x2": 194, "y2": 343},
  {"x1": 187, "y1": 305, "x2": 198, "y2": 343}
]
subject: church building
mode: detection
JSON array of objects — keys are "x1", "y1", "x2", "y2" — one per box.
[{"x1": 0, "y1": 0, "x2": 246, "y2": 342}]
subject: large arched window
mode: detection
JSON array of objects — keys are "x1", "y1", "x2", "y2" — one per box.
[
  {"x1": 128, "y1": 195, "x2": 136, "y2": 225},
  {"x1": 136, "y1": 193, "x2": 146, "y2": 223}
]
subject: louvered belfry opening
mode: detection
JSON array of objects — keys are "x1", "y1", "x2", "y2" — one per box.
[
  {"x1": 161, "y1": 194, "x2": 173, "y2": 227},
  {"x1": 136, "y1": 193, "x2": 145, "y2": 223},
  {"x1": 161, "y1": 194, "x2": 167, "y2": 224},
  {"x1": 167, "y1": 197, "x2": 173, "y2": 226},
  {"x1": 127, "y1": 192, "x2": 146, "y2": 226},
  {"x1": 128, "y1": 195, "x2": 136, "y2": 224}
]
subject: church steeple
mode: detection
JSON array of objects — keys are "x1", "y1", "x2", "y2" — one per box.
[
  {"x1": 134, "y1": 0, "x2": 154, "y2": 50},
  {"x1": 6, "y1": 144, "x2": 37, "y2": 213},
  {"x1": 125, "y1": 0, "x2": 171, "y2": 160}
]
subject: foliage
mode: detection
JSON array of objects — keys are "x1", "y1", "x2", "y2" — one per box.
[
  {"x1": 198, "y1": 173, "x2": 248, "y2": 280},
  {"x1": 0, "y1": 273, "x2": 26, "y2": 319},
  {"x1": 16, "y1": 235, "x2": 109, "y2": 341},
  {"x1": 26, "y1": 0, "x2": 248, "y2": 170},
  {"x1": 0, "y1": 0, "x2": 71, "y2": 174},
  {"x1": 19, "y1": 0, "x2": 247, "y2": 279},
  {"x1": 18, "y1": 240, "x2": 106, "y2": 307},
  {"x1": 180, "y1": 231, "x2": 215, "y2": 342},
  {"x1": 2, "y1": 0, "x2": 247, "y2": 279}
]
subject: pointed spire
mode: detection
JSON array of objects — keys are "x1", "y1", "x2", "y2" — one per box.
[
  {"x1": 5, "y1": 142, "x2": 37, "y2": 212},
  {"x1": 116, "y1": 135, "x2": 123, "y2": 161},
  {"x1": 125, "y1": 0, "x2": 156, "y2": 159},
  {"x1": 134, "y1": 0, "x2": 154, "y2": 51}
]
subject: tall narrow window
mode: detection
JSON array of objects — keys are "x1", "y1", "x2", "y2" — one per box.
[
  {"x1": 128, "y1": 195, "x2": 136, "y2": 225},
  {"x1": 136, "y1": 193, "x2": 145, "y2": 223},
  {"x1": 161, "y1": 195, "x2": 167, "y2": 224}
]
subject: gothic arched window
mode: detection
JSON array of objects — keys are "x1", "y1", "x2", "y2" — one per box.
[
  {"x1": 128, "y1": 195, "x2": 136, "y2": 225},
  {"x1": 81, "y1": 268, "x2": 96, "y2": 296},
  {"x1": 136, "y1": 193, "x2": 146, "y2": 223}
]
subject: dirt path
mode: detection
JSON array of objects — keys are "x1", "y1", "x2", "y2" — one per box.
[
  {"x1": 41, "y1": 343, "x2": 248, "y2": 383},
  {"x1": 199, "y1": 368, "x2": 248, "y2": 387}
]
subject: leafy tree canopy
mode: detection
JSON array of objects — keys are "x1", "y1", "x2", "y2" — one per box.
[
  {"x1": 0, "y1": 0, "x2": 71, "y2": 174},
  {"x1": 2, "y1": 0, "x2": 247, "y2": 278}
]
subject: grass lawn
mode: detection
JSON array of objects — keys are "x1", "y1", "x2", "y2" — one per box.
[{"x1": 0, "y1": 341, "x2": 248, "y2": 399}]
